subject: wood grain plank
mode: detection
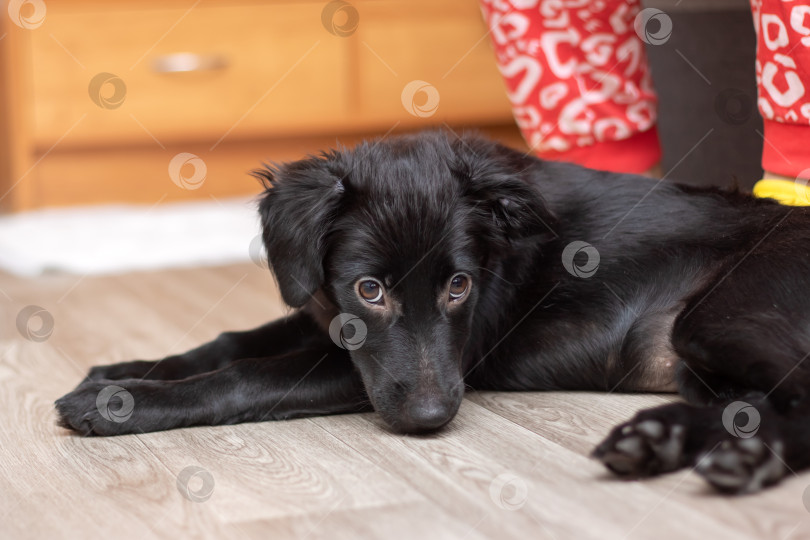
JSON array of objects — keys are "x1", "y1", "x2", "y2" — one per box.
[
  {"x1": 135, "y1": 419, "x2": 424, "y2": 525},
  {"x1": 314, "y1": 400, "x2": 762, "y2": 540},
  {"x1": 234, "y1": 501, "x2": 490, "y2": 540}
]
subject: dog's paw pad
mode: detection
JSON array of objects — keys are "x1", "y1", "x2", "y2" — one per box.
[
  {"x1": 696, "y1": 438, "x2": 785, "y2": 493},
  {"x1": 593, "y1": 419, "x2": 686, "y2": 477}
]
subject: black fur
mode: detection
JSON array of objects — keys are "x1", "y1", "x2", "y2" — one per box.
[{"x1": 56, "y1": 131, "x2": 810, "y2": 493}]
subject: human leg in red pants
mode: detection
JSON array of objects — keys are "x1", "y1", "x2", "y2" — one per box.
[
  {"x1": 750, "y1": 0, "x2": 810, "y2": 204},
  {"x1": 480, "y1": 0, "x2": 662, "y2": 174}
]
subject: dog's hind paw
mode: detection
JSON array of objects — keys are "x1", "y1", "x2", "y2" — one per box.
[
  {"x1": 592, "y1": 418, "x2": 687, "y2": 477},
  {"x1": 696, "y1": 438, "x2": 785, "y2": 494}
]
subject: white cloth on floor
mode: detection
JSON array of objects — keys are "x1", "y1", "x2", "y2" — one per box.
[{"x1": 0, "y1": 198, "x2": 264, "y2": 276}]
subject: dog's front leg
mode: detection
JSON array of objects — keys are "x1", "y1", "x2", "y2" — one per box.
[
  {"x1": 86, "y1": 310, "x2": 325, "y2": 381},
  {"x1": 55, "y1": 347, "x2": 369, "y2": 436}
]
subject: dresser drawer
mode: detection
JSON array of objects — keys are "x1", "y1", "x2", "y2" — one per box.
[
  {"x1": 31, "y1": 2, "x2": 351, "y2": 147},
  {"x1": 4, "y1": 0, "x2": 520, "y2": 212},
  {"x1": 355, "y1": 0, "x2": 512, "y2": 128}
]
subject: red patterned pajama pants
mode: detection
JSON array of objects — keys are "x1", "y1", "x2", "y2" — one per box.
[{"x1": 481, "y1": 0, "x2": 810, "y2": 177}]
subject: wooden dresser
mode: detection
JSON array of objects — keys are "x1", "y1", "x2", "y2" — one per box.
[{"x1": 0, "y1": 0, "x2": 518, "y2": 211}]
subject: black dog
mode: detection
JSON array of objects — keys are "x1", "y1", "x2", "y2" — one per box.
[{"x1": 56, "y1": 131, "x2": 810, "y2": 494}]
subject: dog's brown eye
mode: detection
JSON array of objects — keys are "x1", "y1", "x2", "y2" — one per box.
[
  {"x1": 449, "y1": 274, "x2": 469, "y2": 300},
  {"x1": 358, "y1": 280, "x2": 384, "y2": 304}
]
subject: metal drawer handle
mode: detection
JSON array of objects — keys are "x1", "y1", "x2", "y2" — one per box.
[{"x1": 151, "y1": 53, "x2": 229, "y2": 73}]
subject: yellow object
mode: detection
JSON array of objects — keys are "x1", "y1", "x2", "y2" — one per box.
[{"x1": 752, "y1": 179, "x2": 810, "y2": 206}]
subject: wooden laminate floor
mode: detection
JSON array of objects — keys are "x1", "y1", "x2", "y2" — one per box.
[{"x1": 1, "y1": 263, "x2": 809, "y2": 539}]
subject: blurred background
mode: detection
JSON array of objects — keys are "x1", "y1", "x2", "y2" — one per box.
[
  {"x1": 0, "y1": 0, "x2": 762, "y2": 214},
  {"x1": 1, "y1": 0, "x2": 524, "y2": 212},
  {"x1": 0, "y1": 0, "x2": 766, "y2": 276}
]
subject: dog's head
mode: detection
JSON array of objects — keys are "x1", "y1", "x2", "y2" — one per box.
[{"x1": 256, "y1": 132, "x2": 555, "y2": 432}]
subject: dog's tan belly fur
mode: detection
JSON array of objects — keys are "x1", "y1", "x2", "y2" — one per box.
[
  {"x1": 632, "y1": 354, "x2": 680, "y2": 392},
  {"x1": 616, "y1": 308, "x2": 681, "y2": 393}
]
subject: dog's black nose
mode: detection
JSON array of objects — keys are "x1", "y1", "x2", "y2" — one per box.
[{"x1": 402, "y1": 400, "x2": 454, "y2": 432}]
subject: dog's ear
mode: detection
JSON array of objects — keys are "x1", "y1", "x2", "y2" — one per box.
[
  {"x1": 452, "y1": 136, "x2": 557, "y2": 243},
  {"x1": 254, "y1": 154, "x2": 346, "y2": 307}
]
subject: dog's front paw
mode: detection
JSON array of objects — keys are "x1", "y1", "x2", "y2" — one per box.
[
  {"x1": 696, "y1": 437, "x2": 785, "y2": 494},
  {"x1": 593, "y1": 418, "x2": 687, "y2": 477},
  {"x1": 55, "y1": 382, "x2": 138, "y2": 436}
]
